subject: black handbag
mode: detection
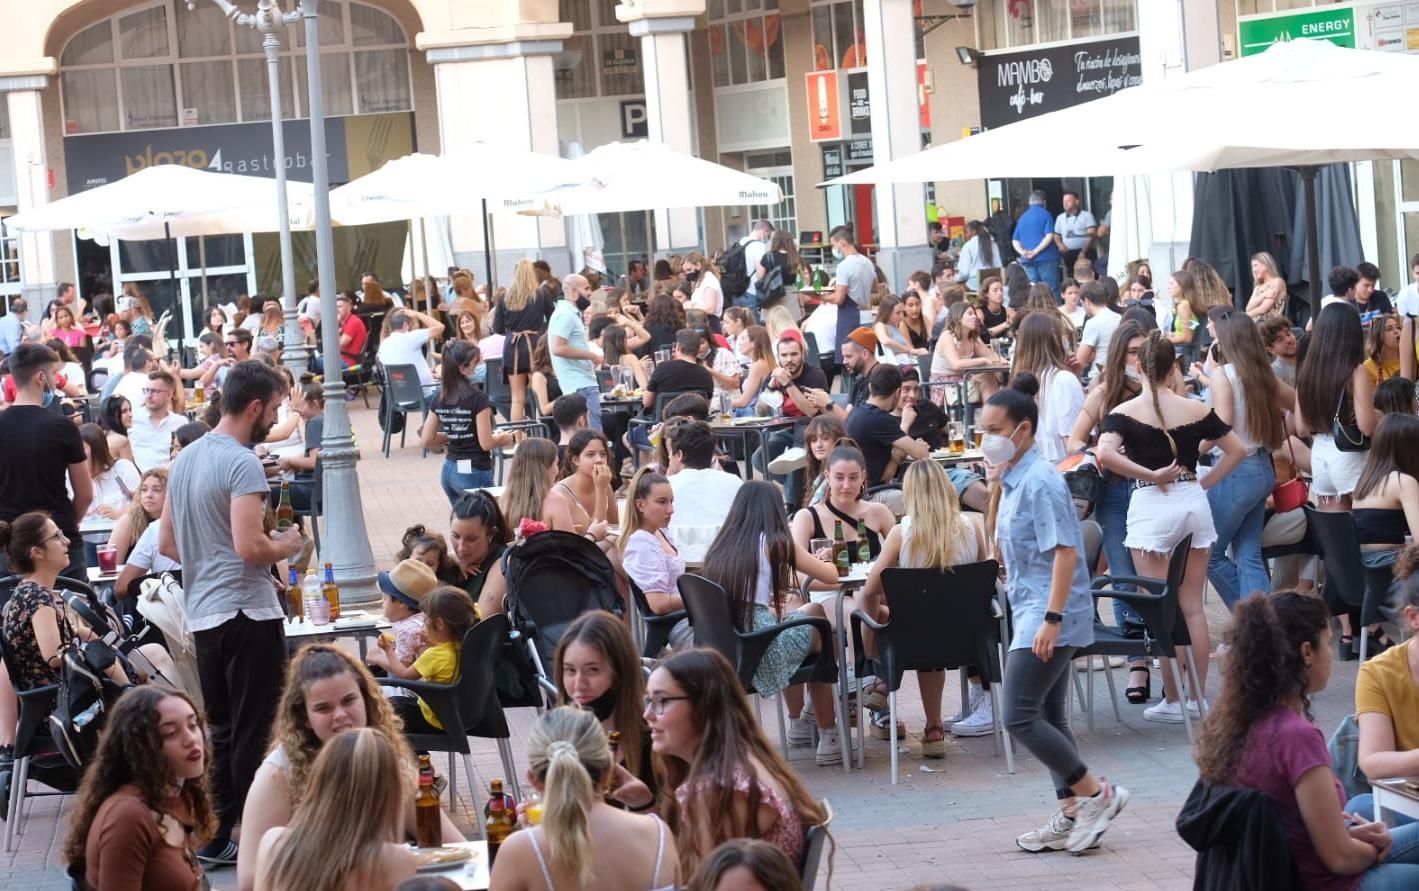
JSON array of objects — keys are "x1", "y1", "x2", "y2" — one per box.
[{"x1": 1331, "y1": 388, "x2": 1370, "y2": 453}]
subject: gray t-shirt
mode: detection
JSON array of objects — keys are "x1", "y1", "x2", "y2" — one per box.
[
  {"x1": 168, "y1": 430, "x2": 281, "y2": 630},
  {"x1": 835, "y1": 253, "x2": 876, "y2": 307}
]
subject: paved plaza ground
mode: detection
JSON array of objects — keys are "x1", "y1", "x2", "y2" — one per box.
[{"x1": 0, "y1": 400, "x2": 1364, "y2": 889}]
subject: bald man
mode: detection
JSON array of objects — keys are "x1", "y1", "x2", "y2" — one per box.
[{"x1": 547, "y1": 272, "x2": 604, "y2": 431}]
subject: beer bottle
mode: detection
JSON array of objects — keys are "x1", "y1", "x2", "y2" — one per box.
[
  {"x1": 415, "y1": 754, "x2": 442, "y2": 848},
  {"x1": 485, "y1": 779, "x2": 516, "y2": 867},
  {"x1": 608, "y1": 730, "x2": 622, "y2": 763},
  {"x1": 856, "y1": 519, "x2": 871, "y2": 564},
  {"x1": 322, "y1": 562, "x2": 341, "y2": 621},
  {"x1": 276, "y1": 481, "x2": 294, "y2": 531},
  {"x1": 286, "y1": 566, "x2": 304, "y2": 622},
  {"x1": 832, "y1": 519, "x2": 849, "y2": 577}
]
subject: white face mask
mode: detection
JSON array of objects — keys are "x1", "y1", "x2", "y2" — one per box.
[
  {"x1": 832, "y1": 247, "x2": 844, "y2": 260},
  {"x1": 1124, "y1": 365, "x2": 1141, "y2": 382},
  {"x1": 980, "y1": 423, "x2": 1022, "y2": 466}
]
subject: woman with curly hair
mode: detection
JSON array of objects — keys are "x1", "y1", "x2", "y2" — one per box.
[
  {"x1": 254, "y1": 727, "x2": 416, "y2": 891},
  {"x1": 235, "y1": 644, "x2": 463, "y2": 891},
  {"x1": 646, "y1": 648, "x2": 829, "y2": 878},
  {"x1": 63, "y1": 687, "x2": 215, "y2": 890},
  {"x1": 1195, "y1": 590, "x2": 1419, "y2": 888}
]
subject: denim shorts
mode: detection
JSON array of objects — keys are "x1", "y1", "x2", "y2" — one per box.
[{"x1": 1125, "y1": 480, "x2": 1216, "y2": 553}]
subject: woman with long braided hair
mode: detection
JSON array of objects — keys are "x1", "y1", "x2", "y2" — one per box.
[{"x1": 1095, "y1": 330, "x2": 1247, "y2": 725}]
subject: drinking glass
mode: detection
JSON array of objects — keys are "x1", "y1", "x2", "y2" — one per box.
[
  {"x1": 608, "y1": 365, "x2": 623, "y2": 395},
  {"x1": 810, "y1": 538, "x2": 832, "y2": 564}
]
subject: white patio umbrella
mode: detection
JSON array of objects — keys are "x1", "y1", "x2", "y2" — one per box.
[
  {"x1": 328, "y1": 147, "x2": 588, "y2": 227},
  {"x1": 824, "y1": 39, "x2": 1419, "y2": 302},
  {"x1": 518, "y1": 140, "x2": 783, "y2": 217},
  {"x1": 5, "y1": 163, "x2": 315, "y2": 238}
]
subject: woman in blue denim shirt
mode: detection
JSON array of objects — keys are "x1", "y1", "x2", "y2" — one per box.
[{"x1": 982, "y1": 378, "x2": 1130, "y2": 855}]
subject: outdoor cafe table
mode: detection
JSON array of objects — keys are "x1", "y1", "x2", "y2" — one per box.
[
  {"x1": 709, "y1": 415, "x2": 797, "y2": 480},
  {"x1": 410, "y1": 841, "x2": 490, "y2": 889},
  {"x1": 929, "y1": 447, "x2": 987, "y2": 467},
  {"x1": 1373, "y1": 778, "x2": 1419, "y2": 825},
  {"x1": 284, "y1": 611, "x2": 390, "y2": 660}
]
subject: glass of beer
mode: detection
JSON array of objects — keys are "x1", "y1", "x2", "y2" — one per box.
[
  {"x1": 718, "y1": 392, "x2": 733, "y2": 423},
  {"x1": 973, "y1": 426, "x2": 984, "y2": 450},
  {"x1": 950, "y1": 423, "x2": 966, "y2": 455}
]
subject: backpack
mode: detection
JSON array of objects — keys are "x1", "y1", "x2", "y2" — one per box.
[
  {"x1": 377, "y1": 388, "x2": 406, "y2": 434},
  {"x1": 759, "y1": 253, "x2": 786, "y2": 304},
  {"x1": 1058, "y1": 451, "x2": 1104, "y2": 520},
  {"x1": 718, "y1": 240, "x2": 753, "y2": 302},
  {"x1": 50, "y1": 639, "x2": 127, "y2": 770}
]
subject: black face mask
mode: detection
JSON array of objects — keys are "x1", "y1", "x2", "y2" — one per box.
[
  {"x1": 584, "y1": 688, "x2": 617, "y2": 721},
  {"x1": 684, "y1": 269, "x2": 700, "y2": 282}
]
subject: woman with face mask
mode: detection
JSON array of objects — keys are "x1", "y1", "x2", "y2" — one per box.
[
  {"x1": 679, "y1": 253, "x2": 723, "y2": 330},
  {"x1": 980, "y1": 380, "x2": 1131, "y2": 855}
]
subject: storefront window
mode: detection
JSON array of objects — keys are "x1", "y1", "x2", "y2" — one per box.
[
  {"x1": 0, "y1": 229, "x2": 19, "y2": 302},
  {"x1": 810, "y1": 0, "x2": 867, "y2": 70},
  {"x1": 989, "y1": 0, "x2": 1138, "y2": 51},
  {"x1": 59, "y1": 0, "x2": 411, "y2": 134},
  {"x1": 555, "y1": 0, "x2": 648, "y2": 100},
  {"x1": 709, "y1": 5, "x2": 784, "y2": 86}
]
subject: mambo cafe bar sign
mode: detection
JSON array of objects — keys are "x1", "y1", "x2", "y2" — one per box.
[{"x1": 976, "y1": 35, "x2": 1142, "y2": 130}]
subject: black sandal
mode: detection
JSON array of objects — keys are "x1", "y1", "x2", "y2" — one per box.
[
  {"x1": 1125, "y1": 665, "x2": 1150, "y2": 705},
  {"x1": 1339, "y1": 635, "x2": 1358, "y2": 662}
]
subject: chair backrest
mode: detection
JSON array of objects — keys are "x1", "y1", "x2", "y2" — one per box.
[
  {"x1": 676, "y1": 574, "x2": 741, "y2": 663},
  {"x1": 1081, "y1": 518, "x2": 1103, "y2": 576},
  {"x1": 484, "y1": 357, "x2": 513, "y2": 417},
  {"x1": 1305, "y1": 507, "x2": 1367, "y2": 612},
  {"x1": 879, "y1": 562, "x2": 1002, "y2": 683},
  {"x1": 1162, "y1": 532, "x2": 1194, "y2": 645},
  {"x1": 803, "y1": 331, "x2": 821, "y2": 360},
  {"x1": 864, "y1": 483, "x2": 903, "y2": 515},
  {"x1": 647, "y1": 391, "x2": 675, "y2": 422},
  {"x1": 596, "y1": 366, "x2": 614, "y2": 390},
  {"x1": 800, "y1": 798, "x2": 834, "y2": 889},
  {"x1": 453, "y1": 614, "x2": 513, "y2": 739},
  {"x1": 916, "y1": 352, "x2": 932, "y2": 384},
  {"x1": 382, "y1": 364, "x2": 427, "y2": 408}
]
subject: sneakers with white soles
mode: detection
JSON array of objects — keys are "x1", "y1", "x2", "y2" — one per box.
[
  {"x1": 1066, "y1": 780, "x2": 1129, "y2": 853},
  {"x1": 815, "y1": 729, "x2": 843, "y2": 766},
  {"x1": 951, "y1": 693, "x2": 995, "y2": 737}
]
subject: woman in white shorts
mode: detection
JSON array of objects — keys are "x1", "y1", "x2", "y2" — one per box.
[
  {"x1": 1295, "y1": 302, "x2": 1376, "y2": 507},
  {"x1": 1098, "y1": 331, "x2": 1247, "y2": 726}
]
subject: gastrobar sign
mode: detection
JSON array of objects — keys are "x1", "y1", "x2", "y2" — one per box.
[{"x1": 976, "y1": 35, "x2": 1142, "y2": 130}]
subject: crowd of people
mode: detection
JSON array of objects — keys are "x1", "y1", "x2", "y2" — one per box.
[{"x1": 3, "y1": 216, "x2": 1419, "y2": 890}]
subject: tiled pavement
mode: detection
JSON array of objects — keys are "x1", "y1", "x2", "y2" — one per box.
[{"x1": 0, "y1": 400, "x2": 1363, "y2": 889}]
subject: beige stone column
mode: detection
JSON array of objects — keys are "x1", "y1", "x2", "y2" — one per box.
[
  {"x1": 2, "y1": 76, "x2": 57, "y2": 309},
  {"x1": 419, "y1": 15, "x2": 573, "y2": 279},
  {"x1": 616, "y1": 1, "x2": 704, "y2": 253}
]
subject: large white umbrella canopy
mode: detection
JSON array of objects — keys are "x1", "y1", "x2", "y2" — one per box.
[
  {"x1": 329, "y1": 146, "x2": 589, "y2": 227},
  {"x1": 5, "y1": 163, "x2": 315, "y2": 239},
  {"x1": 824, "y1": 39, "x2": 1419, "y2": 188},
  {"x1": 519, "y1": 140, "x2": 783, "y2": 216}
]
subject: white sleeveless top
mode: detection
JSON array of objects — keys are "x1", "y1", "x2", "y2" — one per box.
[{"x1": 1213, "y1": 364, "x2": 1257, "y2": 450}]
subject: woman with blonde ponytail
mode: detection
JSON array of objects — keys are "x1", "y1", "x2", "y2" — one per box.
[
  {"x1": 1096, "y1": 330, "x2": 1247, "y2": 725},
  {"x1": 490, "y1": 706, "x2": 678, "y2": 891}
]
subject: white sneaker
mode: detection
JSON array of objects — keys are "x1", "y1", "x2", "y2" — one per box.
[
  {"x1": 815, "y1": 729, "x2": 843, "y2": 766},
  {"x1": 787, "y1": 716, "x2": 815, "y2": 746},
  {"x1": 945, "y1": 684, "x2": 988, "y2": 729},
  {"x1": 1142, "y1": 699, "x2": 1201, "y2": 725},
  {"x1": 1016, "y1": 810, "x2": 1075, "y2": 853},
  {"x1": 768, "y1": 447, "x2": 808, "y2": 475},
  {"x1": 1066, "y1": 780, "x2": 1130, "y2": 853},
  {"x1": 951, "y1": 695, "x2": 995, "y2": 737}
]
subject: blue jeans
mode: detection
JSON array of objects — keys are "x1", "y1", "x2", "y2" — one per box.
[
  {"x1": 1020, "y1": 256, "x2": 1060, "y2": 295},
  {"x1": 1097, "y1": 475, "x2": 1145, "y2": 660},
  {"x1": 1358, "y1": 819, "x2": 1419, "y2": 889},
  {"x1": 1348, "y1": 793, "x2": 1416, "y2": 828},
  {"x1": 579, "y1": 386, "x2": 604, "y2": 433},
  {"x1": 440, "y1": 459, "x2": 495, "y2": 507},
  {"x1": 1206, "y1": 450, "x2": 1275, "y2": 611}
]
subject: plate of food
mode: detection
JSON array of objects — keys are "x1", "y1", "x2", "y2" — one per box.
[{"x1": 412, "y1": 846, "x2": 473, "y2": 871}]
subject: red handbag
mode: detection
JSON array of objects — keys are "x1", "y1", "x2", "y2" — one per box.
[{"x1": 1272, "y1": 434, "x2": 1309, "y2": 513}]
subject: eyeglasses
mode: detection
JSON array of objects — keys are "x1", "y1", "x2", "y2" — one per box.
[
  {"x1": 142, "y1": 388, "x2": 171, "y2": 397},
  {"x1": 224, "y1": 341, "x2": 239, "y2": 347},
  {"x1": 643, "y1": 694, "x2": 689, "y2": 715},
  {"x1": 41, "y1": 530, "x2": 66, "y2": 546}
]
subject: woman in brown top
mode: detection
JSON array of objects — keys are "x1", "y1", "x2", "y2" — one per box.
[{"x1": 64, "y1": 686, "x2": 215, "y2": 891}]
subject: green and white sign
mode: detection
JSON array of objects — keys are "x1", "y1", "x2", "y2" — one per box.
[{"x1": 1238, "y1": 6, "x2": 1356, "y2": 57}]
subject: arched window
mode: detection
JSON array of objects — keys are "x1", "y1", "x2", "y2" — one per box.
[{"x1": 59, "y1": 0, "x2": 412, "y2": 135}]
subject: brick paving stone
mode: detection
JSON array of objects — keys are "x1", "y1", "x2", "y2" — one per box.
[{"x1": 0, "y1": 401, "x2": 1369, "y2": 889}]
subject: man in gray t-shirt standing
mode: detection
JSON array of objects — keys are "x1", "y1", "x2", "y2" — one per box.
[
  {"x1": 828, "y1": 224, "x2": 877, "y2": 365},
  {"x1": 161, "y1": 360, "x2": 303, "y2": 863}
]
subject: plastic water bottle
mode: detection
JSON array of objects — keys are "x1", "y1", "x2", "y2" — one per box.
[{"x1": 302, "y1": 571, "x2": 327, "y2": 624}]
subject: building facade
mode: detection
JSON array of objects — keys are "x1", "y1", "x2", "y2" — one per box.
[{"x1": 0, "y1": 0, "x2": 1413, "y2": 319}]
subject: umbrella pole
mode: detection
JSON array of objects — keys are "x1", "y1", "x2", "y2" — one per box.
[
  {"x1": 419, "y1": 217, "x2": 434, "y2": 315},
  {"x1": 164, "y1": 221, "x2": 186, "y2": 368},
  {"x1": 481, "y1": 198, "x2": 494, "y2": 293},
  {"x1": 1299, "y1": 165, "x2": 1322, "y2": 316}
]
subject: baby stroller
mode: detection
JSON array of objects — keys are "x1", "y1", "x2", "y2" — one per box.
[{"x1": 500, "y1": 531, "x2": 624, "y2": 707}]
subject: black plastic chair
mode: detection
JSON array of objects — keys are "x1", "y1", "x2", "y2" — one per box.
[
  {"x1": 849, "y1": 562, "x2": 1012, "y2": 784},
  {"x1": 628, "y1": 577, "x2": 687, "y2": 659},
  {"x1": 1074, "y1": 534, "x2": 1205, "y2": 741},
  {"x1": 377, "y1": 614, "x2": 521, "y2": 805},
  {"x1": 485, "y1": 357, "x2": 536, "y2": 423},
  {"x1": 379, "y1": 363, "x2": 430, "y2": 459},
  {"x1": 342, "y1": 328, "x2": 381, "y2": 408},
  {"x1": 0, "y1": 577, "x2": 75, "y2": 853},
  {"x1": 1307, "y1": 507, "x2": 1392, "y2": 663},
  {"x1": 801, "y1": 798, "x2": 834, "y2": 889},
  {"x1": 676, "y1": 574, "x2": 848, "y2": 769}
]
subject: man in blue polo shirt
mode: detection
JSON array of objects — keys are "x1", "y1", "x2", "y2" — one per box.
[{"x1": 1012, "y1": 190, "x2": 1061, "y2": 294}]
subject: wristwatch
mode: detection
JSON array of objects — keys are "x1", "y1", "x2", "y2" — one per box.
[{"x1": 1043, "y1": 611, "x2": 1064, "y2": 625}]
